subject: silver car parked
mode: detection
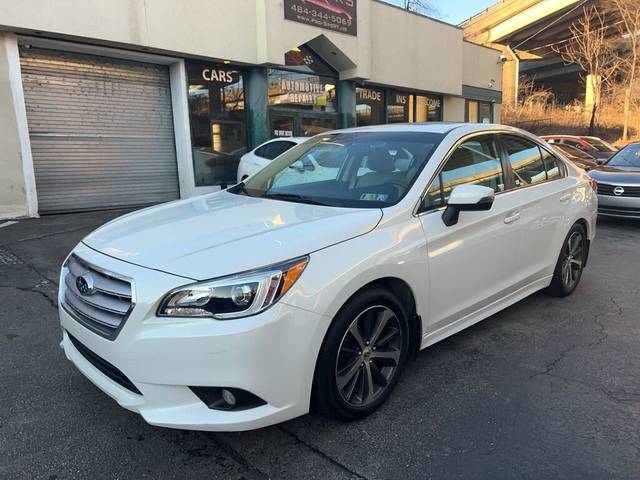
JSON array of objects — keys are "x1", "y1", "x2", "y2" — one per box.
[{"x1": 589, "y1": 143, "x2": 640, "y2": 218}]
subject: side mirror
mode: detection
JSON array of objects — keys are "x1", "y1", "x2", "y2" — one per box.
[
  {"x1": 442, "y1": 185, "x2": 495, "y2": 227},
  {"x1": 596, "y1": 159, "x2": 606, "y2": 165}
]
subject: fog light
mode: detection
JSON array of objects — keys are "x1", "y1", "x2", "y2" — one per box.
[
  {"x1": 221, "y1": 388, "x2": 236, "y2": 406},
  {"x1": 189, "y1": 386, "x2": 266, "y2": 411}
]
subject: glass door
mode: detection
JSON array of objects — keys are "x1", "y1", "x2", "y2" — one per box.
[
  {"x1": 271, "y1": 114, "x2": 295, "y2": 138},
  {"x1": 270, "y1": 109, "x2": 337, "y2": 138},
  {"x1": 300, "y1": 115, "x2": 336, "y2": 136}
]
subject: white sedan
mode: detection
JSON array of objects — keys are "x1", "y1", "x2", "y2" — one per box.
[
  {"x1": 237, "y1": 137, "x2": 307, "y2": 183},
  {"x1": 58, "y1": 123, "x2": 597, "y2": 431}
]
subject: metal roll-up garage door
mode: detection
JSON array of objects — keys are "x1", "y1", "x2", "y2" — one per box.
[{"x1": 20, "y1": 46, "x2": 180, "y2": 213}]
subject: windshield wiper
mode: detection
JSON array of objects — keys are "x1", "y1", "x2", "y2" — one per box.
[{"x1": 262, "y1": 192, "x2": 329, "y2": 206}]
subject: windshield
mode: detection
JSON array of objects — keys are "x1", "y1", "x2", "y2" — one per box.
[
  {"x1": 584, "y1": 137, "x2": 617, "y2": 152},
  {"x1": 607, "y1": 144, "x2": 640, "y2": 168},
  {"x1": 233, "y1": 131, "x2": 444, "y2": 208},
  {"x1": 555, "y1": 144, "x2": 593, "y2": 160}
]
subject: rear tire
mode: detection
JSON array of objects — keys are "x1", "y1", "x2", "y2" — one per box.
[
  {"x1": 312, "y1": 288, "x2": 410, "y2": 421},
  {"x1": 546, "y1": 223, "x2": 587, "y2": 297}
]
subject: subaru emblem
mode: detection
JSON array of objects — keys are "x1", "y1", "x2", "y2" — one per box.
[{"x1": 76, "y1": 273, "x2": 96, "y2": 296}]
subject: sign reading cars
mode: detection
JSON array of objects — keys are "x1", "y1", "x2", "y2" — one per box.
[{"x1": 284, "y1": 0, "x2": 357, "y2": 36}]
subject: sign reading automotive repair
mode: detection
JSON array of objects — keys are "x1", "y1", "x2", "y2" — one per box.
[{"x1": 284, "y1": 0, "x2": 357, "y2": 36}]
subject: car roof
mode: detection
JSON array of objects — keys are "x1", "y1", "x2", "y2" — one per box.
[
  {"x1": 540, "y1": 135, "x2": 582, "y2": 139},
  {"x1": 263, "y1": 137, "x2": 307, "y2": 143},
  {"x1": 325, "y1": 122, "x2": 525, "y2": 136}
]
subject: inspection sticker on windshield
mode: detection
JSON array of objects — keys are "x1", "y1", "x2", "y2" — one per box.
[{"x1": 360, "y1": 193, "x2": 389, "y2": 201}]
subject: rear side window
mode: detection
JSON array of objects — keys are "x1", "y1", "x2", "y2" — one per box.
[
  {"x1": 541, "y1": 148, "x2": 563, "y2": 180},
  {"x1": 503, "y1": 136, "x2": 564, "y2": 187},
  {"x1": 255, "y1": 141, "x2": 296, "y2": 160},
  {"x1": 503, "y1": 136, "x2": 547, "y2": 187},
  {"x1": 422, "y1": 134, "x2": 504, "y2": 211}
]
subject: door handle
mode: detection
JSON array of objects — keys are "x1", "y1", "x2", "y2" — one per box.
[
  {"x1": 559, "y1": 192, "x2": 572, "y2": 203},
  {"x1": 504, "y1": 211, "x2": 521, "y2": 224}
]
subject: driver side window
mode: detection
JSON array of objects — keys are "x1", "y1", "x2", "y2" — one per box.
[{"x1": 421, "y1": 135, "x2": 504, "y2": 212}]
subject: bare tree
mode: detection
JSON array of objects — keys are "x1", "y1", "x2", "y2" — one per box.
[
  {"x1": 402, "y1": 0, "x2": 439, "y2": 17},
  {"x1": 609, "y1": 0, "x2": 640, "y2": 141},
  {"x1": 553, "y1": 6, "x2": 621, "y2": 135}
]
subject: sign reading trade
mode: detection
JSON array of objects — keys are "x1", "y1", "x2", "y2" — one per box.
[{"x1": 284, "y1": 0, "x2": 357, "y2": 36}]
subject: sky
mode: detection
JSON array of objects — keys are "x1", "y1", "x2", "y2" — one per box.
[{"x1": 385, "y1": 0, "x2": 498, "y2": 26}]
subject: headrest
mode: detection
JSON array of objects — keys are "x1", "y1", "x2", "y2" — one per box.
[{"x1": 368, "y1": 147, "x2": 394, "y2": 173}]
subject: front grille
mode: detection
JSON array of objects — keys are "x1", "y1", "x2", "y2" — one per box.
[
  {"x1": 67, "y1": 332, "x2": 141, "y2": 395},
  {"x1": 599, "y1": 205, "x2": 640, "y2": 217},
  {"x1": 597, "y1": 183, "x2": 640, "y2": 197},
  {"x1": 61, "y1": 255, "x2": 134, "y2": 340}
]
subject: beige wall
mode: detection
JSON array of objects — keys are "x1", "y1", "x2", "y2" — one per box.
[
  {"x1": 0, "y1": 0, "x2": 261, "y2": 62},
  {"x1": 0, "y1": 33, "x2": 29, "y2": 219},
  {"x1": 443, "y1": 96, "x2": 465, "y2": 122},
  {"x1": 0, "y1": 0, "x2": 466, "y2": 92},
  {"x1": 368, "y1": 3, "x2": 462, "y2": 95},
  {"x1": 462, "y1": 41, "x2": 502, "y2": 92}
]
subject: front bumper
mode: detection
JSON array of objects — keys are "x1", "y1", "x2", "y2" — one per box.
[
  {"x1": 597, "y1": 194, "x2": 640, "y2": 219},
  {"x1": 59, "y1": 245, "x2": 329, "y2": 431}
]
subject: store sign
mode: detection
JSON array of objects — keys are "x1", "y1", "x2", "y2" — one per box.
[
  {"x1": 274, "y1": 129, "x2": 294, "y2": 137},
  {"x1": 201, "y1": 68, "x2": 234, "y2": 83},
  {"x1": 280, "y1": 78, "x2": 327, "y2": 105},
  {"x1": 426, "y1": 97, "x2": 442, "y2": 109},
  {"x1": 284, "y1": 0, "x2": 357, "y2": 36},
  {"x1": 392, "y1": 93, "x2": 407, "y2": 105},
  {"x1": 357, "y1": 88, "x2": 382, "y2": 103}
]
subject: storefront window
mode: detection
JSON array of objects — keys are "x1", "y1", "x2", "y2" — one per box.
[
  {"x1": 466, "y1": 100, "x2": 479, "y2": 123},
  {"x1": 466, "y1": 100, "x2": 492, "y2": 124},
  {"x1": 415, "y1": 95, "x2": 443, "y2": 122},
  {"x1": 387, "y1": 90, "x2": 410, "y2": 123},
  {"x1": 187, "y1": 61, "x2": 246, "y2": 187},
  {"x1": 387, "y1": 90, "x2": 443, "y2": 123},
  {"x1": 267, "y1": 69, "x2": 336, "y2": 113},
  {"x1": 356, "y1": 87, "x2": 385, "y2": 126},
  {"x1": 479, "y1": 102, "x2": 492, "y2": 123},
  {"x1": 301, "y1": 117, "x2": 337, "y2": 136}
]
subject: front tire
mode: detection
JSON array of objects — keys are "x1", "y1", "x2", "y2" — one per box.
[
  {"x1": 546, "y1": 223, "x2": 587, "y2": 297},
  {"x1": 312, "y1": 288, "x2": 410, "y2": 421}
]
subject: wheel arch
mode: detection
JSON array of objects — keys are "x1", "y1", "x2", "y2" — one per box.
[
  {"x1": 573, "y1": 218, "x2": 591, "y2": 267},
  {"x1": 332, "y1": 277, "x2": 423, "y2": 360}
]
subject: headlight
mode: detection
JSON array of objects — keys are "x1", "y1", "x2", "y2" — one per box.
[{"x1": 158, "y1": 256, "x2": 308, "y2": 319}]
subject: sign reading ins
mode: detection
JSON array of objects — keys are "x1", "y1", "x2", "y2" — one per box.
[{"x1": 284, "y1": 0, "x2": 357, "y2": 36}]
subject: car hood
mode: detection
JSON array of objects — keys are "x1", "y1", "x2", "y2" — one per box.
[
  {"x1": 83, "y1": 191, "x2": 382, "y2": 280},
  {"x1": 589, "y1": 166, "x2": 640, "y2": 184}
]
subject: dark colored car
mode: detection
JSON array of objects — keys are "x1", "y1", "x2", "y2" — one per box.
[
  {"x1": 541, "y1": 135, "x2": 617, "y2": 161},
  {"x1": 588, "y1": 142, "x2": 640, "y2": 219},
  {"x1": 549, "y1": 143, "x2": 599, "y2": 171}
]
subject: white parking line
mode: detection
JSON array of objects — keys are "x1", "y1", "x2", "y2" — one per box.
[{"x1": 0, "y1": 221, "x2": 18, "y2": 229}]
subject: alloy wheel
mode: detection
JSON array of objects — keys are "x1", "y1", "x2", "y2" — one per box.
[
  {"x1": 335, "y1": 305, "x2": 403, "y2": 407},
  {"x1": 561, "y1": 231, "x2": 584, "y2": 289}
]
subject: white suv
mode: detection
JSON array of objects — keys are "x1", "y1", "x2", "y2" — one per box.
[{"x1": 58, "y1": 124, "x2": 597, "y2": 431}]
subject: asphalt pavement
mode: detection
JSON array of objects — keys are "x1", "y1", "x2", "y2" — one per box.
[{"x1": 1, "y1": 210, "x2": 639, "y2": 479}]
